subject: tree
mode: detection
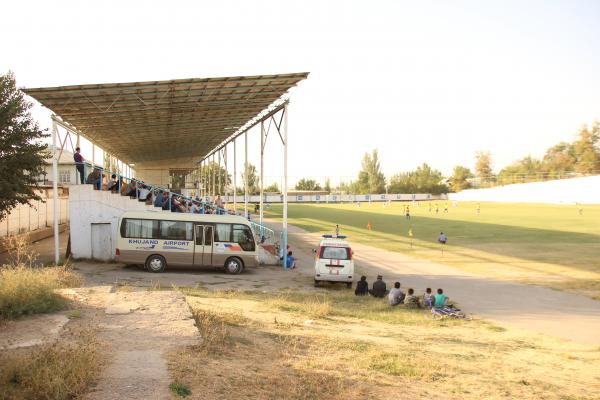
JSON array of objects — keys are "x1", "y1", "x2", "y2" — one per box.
[
  {"x1": 241, "y1": 162, "x2": 258, "y2": 195},
  {"x1": 201, "y1": 161, "x2": 230, "y2": 195},
  {"x1": 572, "y1": 123, "x2": 600, "y2": 174},
  {"x1": 541, "y1": 142, "x2": 576, "y2": 175},
  {"x1": 323, "y1": 178, "x2": 331, "y2": 193},
  {"x1": 449, "y1": 165, "x2": 473, "y2": 192},
  {"x1": 295, "y1": 178, "x2": 322, "y2": 191},
  {"x1": 264, "y1": 182, "x2": 279, "y2": 193},
  {"x1": 357, "y1": 149, "x2": 386, "y2": 194},
  {"x1": 474, "y1": 151, "x2": 494, "y2": 185},
  {"x1": 387, "y1": 163, "x2": 448, "y2": 195},
  {"x1": 498, "y1": 155, "x2": 543, "y2": 183},
  {"x1": 0, "y1": 71, "x2": 49, "y2": 221}
]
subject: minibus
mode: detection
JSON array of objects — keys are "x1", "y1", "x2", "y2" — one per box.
[
  {"x1": 313, "y1": 235, "x2": 354, "y2": 287},
  {"x1": 116, "y1": 211, "x2": 259, "y2": 274}
]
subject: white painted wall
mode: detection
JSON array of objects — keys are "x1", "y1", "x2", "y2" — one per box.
[
  {"x1": 69, "y1": 185, "x2": 155, "y2": 259},
  {"x1": 222, "y1": 193, "x2": 447, "y2": 203},
  {"x1": 449, "y1": 175, "x2": 600, "y2": 204}
]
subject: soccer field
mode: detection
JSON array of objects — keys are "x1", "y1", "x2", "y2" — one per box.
[{"x1": 264, "y1": 201, "x2": 600, "y2": 299}]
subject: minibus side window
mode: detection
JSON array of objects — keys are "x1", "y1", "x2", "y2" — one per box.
[
  {"x1": 160, "y1": 221, "x2": 193, "y2": 241},
  {"x1": 233, "y1": 224, "x2": 255, "y2": 251},
  {"x1": 122, "y1": 218, "x2": 158, "y2": 239},
  {"x1": 214, "y1": 224, "x2": 232, "y2": 242}
]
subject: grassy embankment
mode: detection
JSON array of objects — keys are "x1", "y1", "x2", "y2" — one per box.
[
  {"x1": 263, "y1": 201, "x2": 600, "y2": 298},
  {"x1": 168, "y1": 287, "x2": 600, "y2": 400}
]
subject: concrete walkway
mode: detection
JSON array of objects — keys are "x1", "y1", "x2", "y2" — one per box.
[{"x1": 279, "y1": 222, "x2": 600, "y2": 346}]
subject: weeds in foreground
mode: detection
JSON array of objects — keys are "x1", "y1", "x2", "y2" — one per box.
[
  {"x1": 169, "y1": 382, "x2": 191, "y2": 397},
  {"x1": 1, "y1": 235, "x2": 38, "y2": 267},
  {"x1": 0, "y1": 266, "x2": 81, "y2": 320},
  {"x1": 0, "y1": 330, "x2": 100, "y2": 400},
  {"x1": 191, "y1": 310, "x2": 229, "y2": 353}
]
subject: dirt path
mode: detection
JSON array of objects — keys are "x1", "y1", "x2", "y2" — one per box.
[
  {"x1": 272, "y1": 220, "x2": 600, "y2": 346},
  {"x1": 70, "y1": 287, "x2": 199, "y2": 400}
]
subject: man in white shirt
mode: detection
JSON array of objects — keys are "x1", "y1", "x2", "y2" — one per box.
[{"x1": 388, "y1": 282, "x2": 405, "y2": 306}]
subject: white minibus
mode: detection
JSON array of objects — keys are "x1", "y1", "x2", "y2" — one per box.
[{"x1": 116, "y1": 211, "x2": 259, "y2": 274}]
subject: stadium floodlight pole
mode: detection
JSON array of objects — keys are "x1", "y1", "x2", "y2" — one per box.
[
  {"x1": 260, "y1": 120, "x2": 265, "y2": 226},
  {"x1": 233, "y1": 138, "x2": 237, "y2": 212},
  {"x1": 282, "y1": 103, "x2": 289, "y2": 269},
  {"x1": 51, "y1": 119, "x2": 60, "y2": 265},
  {"x1": 244, "y1": 131, "x2": 248, "y2": 218}
]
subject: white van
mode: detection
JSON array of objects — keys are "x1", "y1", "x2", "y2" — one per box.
[
  {"x1": 313, "y1": 235, "x2": 354, "y2": 288},
  {"x1": 116, "y1": 211, "x2": 259, "y2": 274}
]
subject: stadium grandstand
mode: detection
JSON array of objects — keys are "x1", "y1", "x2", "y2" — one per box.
[{"x1": 23, "y1": 72, "x2": 309, "y2": 264}]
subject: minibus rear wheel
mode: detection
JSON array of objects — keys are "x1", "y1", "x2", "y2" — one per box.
[
  {"x1": 224, "y1": 257, "x2": 244, "y2": 274},
  {"x1": 146, "y1": 255, "x2": 166, "y2": 273}
]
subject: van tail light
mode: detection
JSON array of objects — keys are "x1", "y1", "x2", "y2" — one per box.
[
  {"x1": 348, "y1": 248, "x2": 353, "y2": 260},
  {"x1": 115, "y1": 248, "x2": 120, "y2": 256},
  {"x1": 316, "y1": 246, "x2": 322, "y2": 258}
]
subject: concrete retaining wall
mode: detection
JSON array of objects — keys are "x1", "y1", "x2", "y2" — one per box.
[
  {"x1": 449, "y1": 175, "x2": 600, "y2": 204},
  {"x1": 69, "y1": 185, "x2": 155, "y2": 259}
]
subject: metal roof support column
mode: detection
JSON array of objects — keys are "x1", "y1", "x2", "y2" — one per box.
[
  {"x1": 218, "y1": 150, "x2": 222, "y2": 196},
  {"x1": 199, "y1": 160, "x2": 203, "y2": 198},
  {"x1": 223, "y1": 146, "x2": 228, "y2": 204},
  {"x1": 212, "y1": 153, "x2": 216, "y2": 198},
  {"x1": 92, "y1": 143, "x2": 95, "y2": 169},
  {"x1": 233, "y1": 138, "x2": 237, "y2": 214},
  {"x1": 244, "y1": 131, "x2": 248, "y2": 218},
  {"x1": 260, "y1": 120, "x2": 264, "y2": 226},
  {"x1": 282, "y1": 104, "x2": 288, "y2": 269},
  {"x1": 51, "y1": 120, "x2": 60, "y2": 265}
]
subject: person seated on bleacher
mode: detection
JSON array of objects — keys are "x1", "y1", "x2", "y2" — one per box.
[
  {"x1": 404, "y1": 288, "x2": 421, "y2": 308},
  {"x1": 86, "y1": 168, "x2": 102, "y2": 190},
  {"x1": 423, "y1": 288, "x2": 435, "y2": 308},
  {"x1": 161, "y1": 192, "x2": 170, "y2": 210},
  {"x1": 107, "y1": 174, "x2": 121, "y2": 193},
  {"x1": 369, "y1": 275, "x2": 387, "y2": 298},
  {"x1": 137, "y1": 184, "x2": 150, "y2": 201},
  {"x1": 434, "y1": 288, "x2": 448, "y2": 309},
  {"x1": 125, "y1": 180, "x2": 136, "y2": 197},
  {"x1": 154, "y1": 191, "x2": 164, "y2": 208},
  {"x1": 190, "y1": 201, "x2": 200, "y2": 213}
]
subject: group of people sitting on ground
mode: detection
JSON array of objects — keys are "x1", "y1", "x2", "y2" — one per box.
[{"x1": 354, "y1": 275, "x2": 449, "y2": 309}]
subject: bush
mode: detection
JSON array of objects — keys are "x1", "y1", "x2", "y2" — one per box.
[
  {"x1": 0, "y1": 331, "x2": 100, "y2": 400},
  {"x1": 0, "y1": 266, "x2": 81, "y2": 320}
]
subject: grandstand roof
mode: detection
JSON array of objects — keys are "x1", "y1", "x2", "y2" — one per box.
[{"x1": 23, "y1": 72, "x2": 309, "y2": 164}]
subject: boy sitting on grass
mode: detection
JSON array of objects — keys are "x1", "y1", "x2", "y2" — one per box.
[
  {"x1": 404, "y1": 288, "x2": 420, "y2": 308},
  {"x1": 423, "y1": 288, "x2": 435, "y2": 308},
  {"x1": 434, "y1": 288, "x2": 448, "y2": 308}
]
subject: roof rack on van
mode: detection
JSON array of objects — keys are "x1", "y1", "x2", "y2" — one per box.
[{"x1": 322, "y1": 234, "x2": 347, "y2": 239}]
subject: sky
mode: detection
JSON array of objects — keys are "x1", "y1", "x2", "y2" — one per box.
[{"x1": 2, "y1": 0, "x2": 600, "y2": 187}]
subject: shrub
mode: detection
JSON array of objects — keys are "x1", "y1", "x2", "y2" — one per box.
[{"x1": 0, "y1": 266, "x2": 81, "y2": 320}]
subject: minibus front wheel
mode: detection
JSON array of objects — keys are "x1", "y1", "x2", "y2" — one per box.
[
  {"x1": 146, "y1": 254, "x2": 167, "y2": 273},
  {"x1": 224, "y1": 257, "x2": 244, "y2": 274}
]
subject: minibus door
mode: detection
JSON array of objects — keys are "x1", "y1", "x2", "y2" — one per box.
[{"x1": 194, "y1": 225, "x2": 214, "y2": 266}]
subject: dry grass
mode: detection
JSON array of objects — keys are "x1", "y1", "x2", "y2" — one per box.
[
  {"x1": 170, "y1": 288, "x2": 600, "y2": 400},
  {"x1": 0, "y1": 265, "x2": 82, "y2": 320},
  {"x1": 1, "y1": 235, "x2": 38, "y2": 268},
  {"x1": 0, "y1": 329, "x2": 101, "y2": 400}
]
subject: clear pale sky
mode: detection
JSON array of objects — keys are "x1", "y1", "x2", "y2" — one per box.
[{"x1": 2, "y1": 0, "x2": 599, "y2": 186}]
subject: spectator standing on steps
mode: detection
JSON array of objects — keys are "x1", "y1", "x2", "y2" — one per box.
[{"x1": 73, "y1": 147, "x2": 85, "y2": 184}]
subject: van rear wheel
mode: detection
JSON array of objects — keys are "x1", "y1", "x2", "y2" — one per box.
[
  {"x1": 146, "y1": 255, "x2": 166, "y2": 273},
  {"x1": 224, "y1": 257, "x2": 244, "y2": 274},
  {"x1": 346, "y1": 282, "x2": 352, "y2": 289}
]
